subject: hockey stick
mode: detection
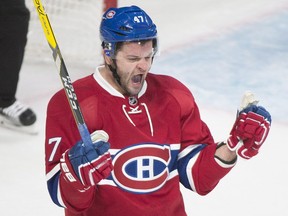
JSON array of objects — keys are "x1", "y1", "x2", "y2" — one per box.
[{"x1": 33, "y1": 0, "x2": 93, "y2": 146}]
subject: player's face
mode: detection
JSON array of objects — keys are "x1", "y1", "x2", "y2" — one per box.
[{"x1": 115, "y1": 41, "x2": 154, "y2": 96}]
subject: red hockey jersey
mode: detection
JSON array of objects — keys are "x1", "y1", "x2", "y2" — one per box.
[{"x1": 45, "y1": 67, "x2": 234, "y2": 216}]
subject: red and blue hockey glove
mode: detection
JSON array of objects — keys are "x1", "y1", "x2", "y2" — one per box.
[
  {"x1": 227, "y1": 105, "x2": 271, "y2": 159},
  {"x1": 61, "y1": 130, "x2": 113, "y2": 189}
]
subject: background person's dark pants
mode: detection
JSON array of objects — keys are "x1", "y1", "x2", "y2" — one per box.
[{"x1": 0, "y1": 0, "x2": 30, "y2": 108}]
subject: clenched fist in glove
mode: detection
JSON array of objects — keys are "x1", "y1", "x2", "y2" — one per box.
[
  {"x1": 60, "y1": 130, "x2": 113, "y2": 189},
  {"x1": 227, "y1": 104, "x2": 271, "y2": 159}
]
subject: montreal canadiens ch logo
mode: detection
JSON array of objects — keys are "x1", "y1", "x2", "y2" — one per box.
[
  {"x1": 112, "y1": 144, "x2": 171, "y2": 194},
  {"x1": 106, "y1": 10, "x2": 116, "y2": 19}
]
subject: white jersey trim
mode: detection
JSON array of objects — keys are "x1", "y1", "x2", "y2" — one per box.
[
  {"x1": 178, "y1": 144, "x2": 203, "y2": 193},
  {"x1": 186, "y1": 152, "x2": 200, "y2": 193},
  {"x1": 178, "y1": 144, "x2": 202, "y2": 160},
  {"x1": 109, "y1": 144, "x2": 180, "y2": 155},
  {"x1": 93, "y1": 66, "x2": 124, "y2": 98},
  {"x1": 46, "y1": 164, "x2": 60, "y2": 181},
  {"x1": 97, "y1": 170, "x2": 179, "y2": 187},
  {"x1": 57, "y1": 180, "x2": 66, "y2": 208}
]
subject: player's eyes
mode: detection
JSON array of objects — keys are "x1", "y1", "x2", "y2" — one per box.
[
  {"x1": 127, "y1": 57, "x2": 140, "y2": 62},
  {"x1": 128, "y1": 56, "x2": 152, "y2": 61}
]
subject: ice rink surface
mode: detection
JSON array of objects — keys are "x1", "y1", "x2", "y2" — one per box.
[{"x1": 0, "y1": 0, "x2": 288, "y2": 215}]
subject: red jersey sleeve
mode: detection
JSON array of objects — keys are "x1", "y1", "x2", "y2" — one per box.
[
  {"x1": 158, "y1": 75, "x2": 235, "y2": 195},
  {"x1": 45, "y1": 75, "x2": 101, "y2": 213}
]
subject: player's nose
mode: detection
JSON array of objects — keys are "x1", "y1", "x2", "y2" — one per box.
[{"x1": 137, "y1": 58, "x2": 151, "y2": 72}]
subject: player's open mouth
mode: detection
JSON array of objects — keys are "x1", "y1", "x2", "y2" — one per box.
[{"x1": 131, "y1": 74, "x2": 143, "y2": 84}]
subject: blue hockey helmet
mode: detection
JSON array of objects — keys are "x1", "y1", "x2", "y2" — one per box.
[{"x1": 100, "y1": 5, "x2": 158, "y2": 57}]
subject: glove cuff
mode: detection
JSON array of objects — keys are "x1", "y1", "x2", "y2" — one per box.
[
  {"x1": 215, "y1": 142, "x2": 237, "y2": 166},
  {"x1": 60, "y1": 150, "x2": 91, "y2": 192}
]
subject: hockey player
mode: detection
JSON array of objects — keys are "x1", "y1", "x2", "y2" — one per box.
[
  {"x1": 45, "y1": 5, "x2": 271, "y2": 216},
  {"x1": 0, "y1": 0, "x2": 37, "y2": 134}
]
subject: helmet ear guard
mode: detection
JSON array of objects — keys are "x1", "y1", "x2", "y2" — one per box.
[
  {"x1": 100, "y1": 5, "x2": 159, "y2": 58},
  {"x1": 101, "y1": 41, "x2": 113, "y2": 57}
]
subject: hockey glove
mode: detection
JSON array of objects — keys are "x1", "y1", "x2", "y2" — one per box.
[
  {"x1": 227, "y1": 105, "x2": 271, "y2": 159},
  {"x1": 61, "y1": 130, "x2": 113, "y2": 188}
]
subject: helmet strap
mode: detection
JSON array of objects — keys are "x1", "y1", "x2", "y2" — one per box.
[{"x1": 107, "y1": 60, "x2": 121, "y2": 87}]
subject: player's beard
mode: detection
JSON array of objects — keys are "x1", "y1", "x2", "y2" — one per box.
[
  {"x1": 118, "y1": 72, "x2": 145, "y2": 97},
  {"x1": 109, "y1": 61, "x2": 146, "y2": 97}
]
